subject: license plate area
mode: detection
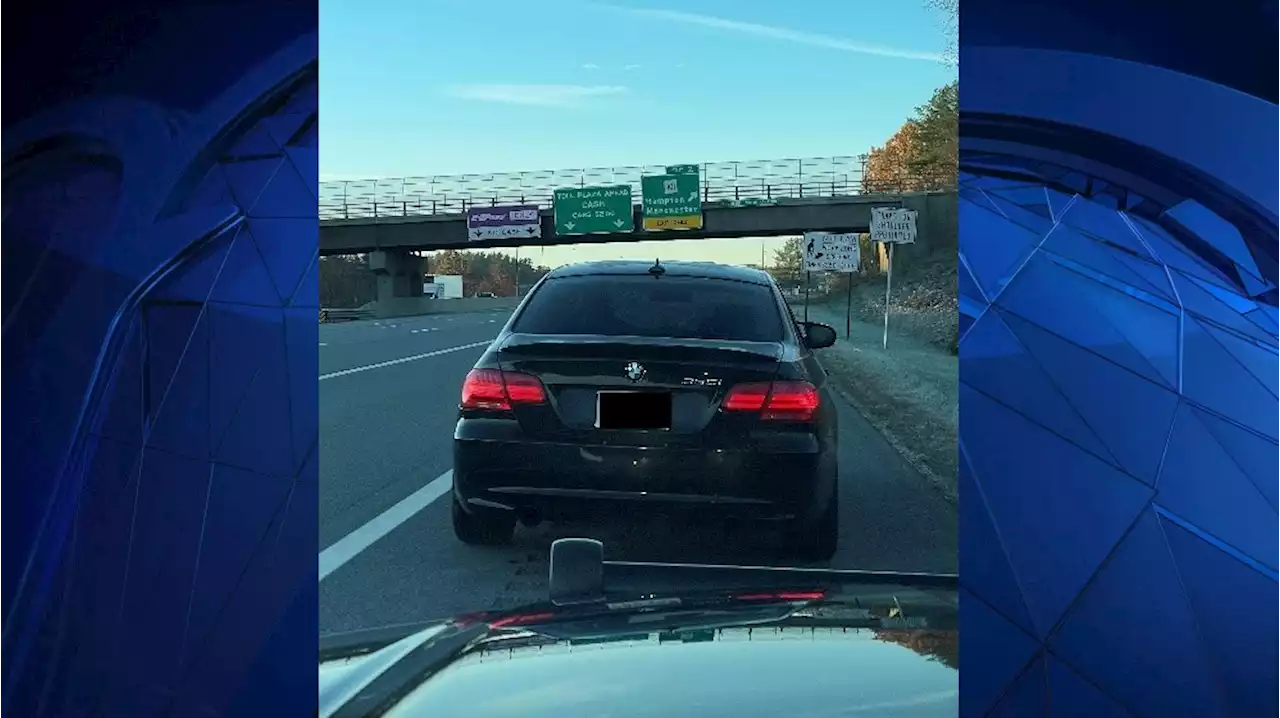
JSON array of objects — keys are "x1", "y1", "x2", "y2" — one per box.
[{"x1": 595, "y1": 390, "x2": 672, "y2": 430}]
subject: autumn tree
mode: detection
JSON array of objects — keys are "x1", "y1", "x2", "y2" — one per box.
[
  {"x1": 862, "y1": 81, "x2": 957, "y2": 193},
  {"x1": 430, "y1": 250, "x2": 467, "y2": 276},
  {"x1": 863, "y1": 120, "x2": 925, "y2": 193},
  {"x1": 476, "y1": 267, "x2": 516, "y2": 297},
  {"x1": 862, "y1": 1, "x2": 957, "y2": 191}
]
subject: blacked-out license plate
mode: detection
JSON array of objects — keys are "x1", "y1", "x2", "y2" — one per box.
[{"x1": 595, "y1": 391, "x2": 672, "y2": 430}]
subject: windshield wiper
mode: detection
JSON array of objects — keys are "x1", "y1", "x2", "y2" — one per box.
[
  {"x1": 320, "y1": 620, "x2": 448, "y2": 663},
  {"x1": 550, "y1": 537, "x2": 958, "y2": 607},
  {"x1": 327, "y1": 622, "x2": 494, "y2": 718},
  {"x1": 512, "y1": 601, "x2": 809, "y2": 641}
]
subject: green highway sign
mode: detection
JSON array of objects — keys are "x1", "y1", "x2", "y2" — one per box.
[
  {"x1": 553, "y1": 185, "x2": 634, "y2": 235},
  {"x1": 665, "y1": 164, "x2": 699, "y2": 175},
  {"x1": 641, "y1": 172, "x2": 703, "y2": 231}
]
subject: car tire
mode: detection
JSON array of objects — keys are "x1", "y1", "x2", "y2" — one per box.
[
  {"x1": 452, "y1": 496, "x2": 515, "y2": 546},
  {"x1": 785, "y1": 482, "x2": 838, "y2": 562}
]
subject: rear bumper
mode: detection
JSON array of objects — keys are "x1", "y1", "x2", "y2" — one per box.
[{"x1": 453, "y1": 419, "x2": 834, "y2": 523}]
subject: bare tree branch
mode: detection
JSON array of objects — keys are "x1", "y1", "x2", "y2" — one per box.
[{"x1": 923, "y1": 0, "x2": 958, "y2": 68}]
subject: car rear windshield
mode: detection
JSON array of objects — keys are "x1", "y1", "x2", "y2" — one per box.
[{"x1": 513, "y1": 274, "x2": 785, "y2": 342}]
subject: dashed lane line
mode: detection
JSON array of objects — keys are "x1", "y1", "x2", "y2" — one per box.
[{"x1": 318, "y1": 341, "x2": 490, "y2": 381}]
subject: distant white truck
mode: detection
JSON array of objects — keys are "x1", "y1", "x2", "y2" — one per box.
[{"x1": 422, "y1": 274, "x2": 463, "y2": 299}]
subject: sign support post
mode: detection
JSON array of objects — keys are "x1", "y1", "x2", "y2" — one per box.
[
  {"x1": 882, "y1": 243, "x2": 894, "y2": 349},
  {"x1": 846, "y1": 273, "x2": 854, "y2": 340},
  {"x1": 869, "y1": 207, "x2": 918, "y2": 351},
  {"x1": 802, "y1": 230, "x2": 861, "y2": 334},
  {"x1": 804, "y1": 271, "x2": 810, "y2": 323}
]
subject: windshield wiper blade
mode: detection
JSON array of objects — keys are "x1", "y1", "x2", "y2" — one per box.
[
  {"x1": 525, "y1": 603, "x2": 804, "y2": 641},
  {"x1": 329, "y1": 622, "x2": 491, "y2": 718},
  {"x1": 603, "y1": 559, "x2": 959, "y2": 592},
  {"x1": 549, "y1": 537, "x2": 957, "y2": 608},
  {"x1": 320, "y1": 620, "x2": 446, "y2": 662}
]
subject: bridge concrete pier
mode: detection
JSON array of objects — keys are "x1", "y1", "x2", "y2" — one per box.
[
  {"x1": 368, "y1": 249, "x2": 425, "y2": 318},
  {"x1": 893, "y1": 192, "x2": 958, "y2": 273}
]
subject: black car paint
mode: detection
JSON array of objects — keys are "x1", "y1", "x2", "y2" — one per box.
[
  {"x1": 451, "y1": 261, "x2": 840, "y2": 529},
  {"x1": 320, "y1": 590, "x2": 959, "y2": 718}
]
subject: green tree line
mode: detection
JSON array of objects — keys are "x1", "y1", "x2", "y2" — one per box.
[{"x1": 319, "y1": 255, "x2": 377, "y2": 308}]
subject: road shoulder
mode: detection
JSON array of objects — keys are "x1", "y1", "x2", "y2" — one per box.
[{"x1": 804, "y1": 301, "x2": 958, "y2": 503}]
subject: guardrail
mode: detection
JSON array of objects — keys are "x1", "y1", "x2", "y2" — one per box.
[
  {"x1": 319, "y1": 308, "x2": 375, "y2": 323},
  {"x1": 319, "y1": 156, "x2": 953, "y2": 220}
]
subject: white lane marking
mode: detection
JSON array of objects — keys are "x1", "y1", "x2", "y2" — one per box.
[
  {"x1": 319, "y1": 471, "x2": 453, "y2": 581},
  {"x1": 319, "y1": 341, "x2": 490, "y2": 381},
  {"x1": 488, "y1": 319, "x2": 497, "y2": 324}
]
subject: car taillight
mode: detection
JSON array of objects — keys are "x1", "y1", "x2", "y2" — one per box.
[
  {"x1": 722, "y1": 382, "x2": 771, "y2": 412},
  {"x1": 460, "y1": 369, "x2": 546, "y2": 411},
  {"x1": 722, "y1": 381, "x2": 819, "y2": 421},
  {"x1": 503, "y1": 372, "x2": 546, "y2": 404},
  {"x1": 762, "y1": 381, "x2": 820, "y2": 421}
]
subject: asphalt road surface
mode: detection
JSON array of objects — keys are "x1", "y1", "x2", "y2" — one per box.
[{"x1": 318, "y1": 310, "x2": 958, "y2": 635}]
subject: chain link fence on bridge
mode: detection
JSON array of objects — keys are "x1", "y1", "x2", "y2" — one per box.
[{"x1": 319, "y1": 156, "x2": 954, "y2": 220}]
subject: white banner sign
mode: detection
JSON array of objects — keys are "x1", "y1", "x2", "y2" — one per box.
[
  {"x1": 870, "y1": 207, "x2": 918, "y2": 244},
  {"x1": 803, "y1": 231, "x2": 862, "y2": 272},
  {"x1": 468, "y1": 225, "x2": 541, "y2": 241}
]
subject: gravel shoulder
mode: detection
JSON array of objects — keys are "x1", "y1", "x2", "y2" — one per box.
[{"x1": 795, "y1": 295, "x2": 958, "y2": 502}]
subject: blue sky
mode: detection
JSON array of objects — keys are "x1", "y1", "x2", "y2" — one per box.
[{"x1": 321, "y1": 0, "x2": 954, "y2": 266}]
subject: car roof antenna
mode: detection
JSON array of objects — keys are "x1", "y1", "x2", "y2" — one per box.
[{"x1": 649, "y1": 258, "x2": 665, "y2": 277}]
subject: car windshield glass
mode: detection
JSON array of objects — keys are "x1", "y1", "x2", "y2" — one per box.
[{"x1": 512, "y1": 274, "x2": 785, "y2": 343}]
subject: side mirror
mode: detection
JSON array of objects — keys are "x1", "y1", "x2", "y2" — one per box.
[{"x1": 802, "y1": 322, "x2": 837, "y2": 349}]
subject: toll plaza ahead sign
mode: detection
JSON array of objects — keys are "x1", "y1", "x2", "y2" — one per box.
[{"x1": 553, "y1": 185, "x2": 634, "y2": 235}]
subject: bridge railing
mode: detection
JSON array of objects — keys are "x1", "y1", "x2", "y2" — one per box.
[{"x1": 319, "y1": 156, "x2": 954, "y2": 220}]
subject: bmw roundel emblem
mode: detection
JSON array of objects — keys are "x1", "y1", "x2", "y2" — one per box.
[{"x1": 623, "y1": 361, "x2": 646, "y2": 383}]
